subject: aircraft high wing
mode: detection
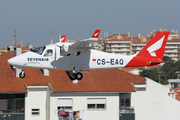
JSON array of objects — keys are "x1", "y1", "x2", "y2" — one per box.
[
  {"x1": 56, "y1": 29, "x2": 100, "y2": 55},
  {"x1": 7, "y1": 29, "x2": 170, "y2": 80}
]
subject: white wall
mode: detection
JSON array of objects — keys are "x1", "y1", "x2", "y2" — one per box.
[
  {"x1": 131, "y1": 78, "x2": 170, "y2": 120},
  {"x1": 50, "y1": 93, "x2": 119, "y2": 120},
  {"x1": 166, "y1": 96, "x2": 180, "y2": 120},
  {"x1": 25, "y1": 86, "x2": 49, "y2": 120}
]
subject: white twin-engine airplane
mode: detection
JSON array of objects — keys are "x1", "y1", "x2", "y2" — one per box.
[{"x1": 8, "y1": 29, "x2": 170, "y2": 80}]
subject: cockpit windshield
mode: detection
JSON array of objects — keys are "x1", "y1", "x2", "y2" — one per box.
[{"x1": 30, "y1": 46, "x2": 46, "y2": 55}]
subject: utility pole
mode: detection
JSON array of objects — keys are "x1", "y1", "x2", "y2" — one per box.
[
  {"x1": 176, "y1": 71, "x2": 180, "y2": 87},
  {"x1": 157, "y1": 71, "x2": 162, "y2": 83}
]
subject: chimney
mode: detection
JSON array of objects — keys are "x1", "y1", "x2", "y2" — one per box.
[
  {"x1": 7, "y1": 45, "x2": 14, "y2": 51},
  {"x1": 14, "y1": 40, "x2": 22, "y2": 77},
  {"x1": 176, "y1": 30, "x2": 179, "y2": 38},
  {"x1": 140, "y1": 37, "x2": 147, "y2": 42},
  {"x1": 147, "y1": 33, "x2": 149, "y2": 37},
  {"x1": 138, "y1": 33, "x2": 141, "y2": 39},
  {"x1": 129, "y1": 36, "x2": 133, "y2": 55},
  {"x1": 42, "y1": 69, "x2": 49, "y2": 76},
  {"x1": 172, "y1": 29, "x2": 174, "y2": 33},
  {"x1": 27, "y1": 44, "x2": 33, "y2": 49},
  {"x1": 128, "y1": 32, "x2": 130, "y2": 37},
  {"x1": 116, "y1": 33, "x2": 121, "y2": 39},
  {"x1": 104, "y1": 32, "x2": 108, "y2": 38}
]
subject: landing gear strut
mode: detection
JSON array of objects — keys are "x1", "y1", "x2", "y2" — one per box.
[
  {"x1": 19, "y1": 71, "x2": 25, "y2": 78},
  {"x1": 69, "y1": 71, "x2": 83, "y2": 80}
]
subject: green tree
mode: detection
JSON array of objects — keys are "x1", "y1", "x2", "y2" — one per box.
[
  {"x1": 161, "y1": 60, "x2": 180, "y2": 79},
  {"x1": 140, "y1": 68, "x2": 167, "y2": 84},
  {"x1": 140, "y1": 60, "x2": 180, "y2": 84},
  {"x1": 163, "y1": 56, "x2": 172, "y2": 61}
]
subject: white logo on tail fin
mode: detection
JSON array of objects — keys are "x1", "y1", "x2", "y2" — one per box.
[
  {"x1": 94, "y1": 32, "x2": 98, "y2": 37},
  {"x1": 147, "y1": 35, "x2": 165, "y2": 57},
  {"x1": 60, "y1": 37, "x2": 65, "y2": 41}
]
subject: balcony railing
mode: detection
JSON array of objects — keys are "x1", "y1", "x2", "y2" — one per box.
[
  {"x1": 0, "y1": 109, "x2": 24, "y2": 114},
  {"x1": 119, "y1": 106, "x2": 134, "y2": 113}
]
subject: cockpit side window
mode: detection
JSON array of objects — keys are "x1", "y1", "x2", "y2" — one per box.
[
  {"x1": 44, "y1": 49, "x2": 53, "y2": 57},
  {"x1": 30, "y1": 46, "x2": 46, "y2": 55}
]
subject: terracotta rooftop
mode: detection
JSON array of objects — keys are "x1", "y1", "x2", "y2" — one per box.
[
  {"x1": 0, "y1": 51, "x2": 146, "y2": 93},
  {"x1": 152, "y1": 30, "x2": 177, "y2": 35},
  {"x1": 0, "y1": 52, "x2": 27, "y2": 93},
  {"x1": 122, "y1": 65, "x2": 161, "y2": 73},
  {"x1": 0, "y1": 48, "x2": 6, "y2": 50},
  {"x1": 108, "y1": 38, "x2": 131, "y2": 41},
  {"x1": 172, "y1": 87, "x2": 180, "y2": 96},
  {"x1": 167, "y1": 38, "x2": 180, "y2": 42},
  {"x1": 171, "y1": 87, "x2": 180, "y2": 101}
]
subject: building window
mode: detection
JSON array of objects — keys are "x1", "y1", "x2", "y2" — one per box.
[
  {"x1": 57, "y1": 98, "x2": 72, "y2": 111},
  {"x1": 87, "y1": 98, "x2": 106, "y2": 110},
  {"x1": 0, "y1": 100, "x2": 7, "y2": 110},
  {"x1": 0, "y1": 94, "x2": 25, "y2": 114},
  {"x1": 121, "y1": 99, "x2": 124, "y2": 106},
  {"x1": 32, "y1": 109, "x2": 40, "y2": 115}
]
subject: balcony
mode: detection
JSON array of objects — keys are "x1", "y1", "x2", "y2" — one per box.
[
  {"x1": 165, "y1": 46, "x2": 178, "y2": 49},
  {"x1": 165, "y1": 50, "x2": 178, "y2": 53},
  {"x1": 119, "y1": 106, "x2": 134, "y2": 113},
  {"x1": 110, "y1": 49, "x2": 130, "y2": 52},
  {"x1": 0, "y1": 110, "x2": 24, "y2": 120},
  {"x1": 119, "y1": 106, "x2": 135, "y2": 120}
]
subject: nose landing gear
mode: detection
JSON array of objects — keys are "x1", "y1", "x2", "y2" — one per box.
[{"x1": 19, "y1": 71, "x2": 25, "y2": 78}]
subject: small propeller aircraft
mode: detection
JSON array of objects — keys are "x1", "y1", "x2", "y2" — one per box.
[{"x1": 8, "y1": 29, "x2": 170, "y2": 80}]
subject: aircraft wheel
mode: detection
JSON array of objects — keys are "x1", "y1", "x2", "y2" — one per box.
[
  {"x1": 19, "y1": 72, "x2": 25, "y2": 78},
  {"x1": 75, "y1": 72, "x2": 83, "y2": 80},
  {"x1": 69, "y1": 72, "x2": 76, "y2": 80}
]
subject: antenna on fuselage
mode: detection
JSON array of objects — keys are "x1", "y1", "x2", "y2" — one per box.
[{"x1": 51, "y1": 30, "x2": 53, "y2": 44}]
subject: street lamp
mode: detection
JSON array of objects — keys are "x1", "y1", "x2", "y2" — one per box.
[
  {"x1": 157, "y1": 71, "x2": 162, "y2": 83},
  {"x1": 176, "y1": 71, "x2": 180, "y2": 87}
]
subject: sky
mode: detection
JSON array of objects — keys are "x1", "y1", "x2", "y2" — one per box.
[{"x1": 0, "y1": 0, "x2": 180, "y2": 48}]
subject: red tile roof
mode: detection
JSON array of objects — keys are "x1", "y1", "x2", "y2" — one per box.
[
  {"x1": 108, "y1": 38, "x2": 131, "y2": 41},
  {"x1": 172, "y1": 87, "x2": 180, "y2": 96},
  {"x1": 171, "y1": 87, "x2": 180, "y2": 100},
  {"x1": 0, "y1": 48, "x2": 6, "y2": 50},
  {"x1": 50, "y1": 69, "x2": 146, "y2": 93},
  {"x1": 152, "y1": 30, "x2": 177, "y2": 35},
  {"x1": 0, "y1": 51, "x2": 146, "y2": 93},
  {"x1": 167, "y1": 38, "x2": 180, "y2": 42},
  {"x1": 122, "y1": 65, "x2": 162, "y2": 73},
  {"x1": 22, "y1": 46, "x2": 36, "y2": 51},
  {"x1": 0, "y1": 52, "x2": 27, "y2": 93}
]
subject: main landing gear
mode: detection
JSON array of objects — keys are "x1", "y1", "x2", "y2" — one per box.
[{"x1": 69, "y1": 71, "x2": 83, "y2": 80}]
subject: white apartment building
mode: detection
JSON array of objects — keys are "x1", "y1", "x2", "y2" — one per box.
[{"x1": 102, "y1": 29, "x2": 180, "y2": 61}]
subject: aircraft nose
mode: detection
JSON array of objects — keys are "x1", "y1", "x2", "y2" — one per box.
[
  {"x1": 7, "y1": 57, "x2": 23, "y2": 67},
  {"x1": 8, "y1": 57, "x2": 17, "y2": 66}
]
